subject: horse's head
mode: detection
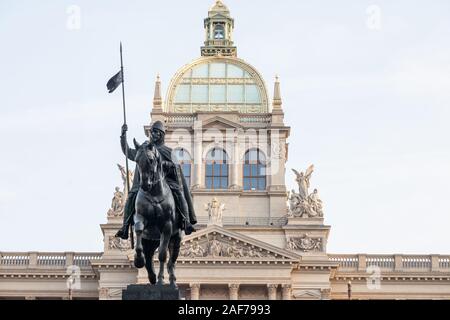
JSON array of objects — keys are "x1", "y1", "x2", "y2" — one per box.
[{"x1": 133, "y1": 139, "x2": 162, "y2": 191}]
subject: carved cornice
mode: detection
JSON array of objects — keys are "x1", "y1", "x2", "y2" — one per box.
[
  {"x1": 0, "y1": 273, "x2": 97, "y2": 280},
  {"x1": 332, "y1": 275, "x2": 450, "y2": 282},
  {"x1": 177, "y1": 259, "x2": 295, "y2": 266},
  {"x1": 296, "y1": 265, "x2": 335, "y2": 271},
  {"x1": 90, "y1": 263, "x2": 133, "y2": 270}
]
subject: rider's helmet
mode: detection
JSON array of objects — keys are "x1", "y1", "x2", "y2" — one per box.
[{"x1": 151, "y1": 121, "x2": 166, "y2": 135}]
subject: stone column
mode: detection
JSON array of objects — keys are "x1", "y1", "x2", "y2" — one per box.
[
  {"x1": 230, "y1": 136, "x2": 239, "y2": 189},
  {"x1": 267, "y1": 284, "x2": 278, "y2": 300},
  {"x1": 228, "y1": 284, "x2": 240, "y2": 300},
  {"x1": 190, "y1": 283, "x2": 201, "y2": 300},
  {"x1": 281, "y1": 285, "x2": 291, "y2": 300},
  {"x1": 193, "y1": 122, "x2": 203, "y2": 189},
  {"x1": 225, "y1": 23, "x2": 229, "y2": 41},
  {"x1": 209, "y1": 22, "x2": 213, "y2": 40},
  {"x1": 268, "y1": 130, "x2": 285, "y2": 192}
]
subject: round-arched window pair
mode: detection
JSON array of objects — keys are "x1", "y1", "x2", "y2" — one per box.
[{"x1": 174, "y1": 148, "x2": 266, "y2": 191}]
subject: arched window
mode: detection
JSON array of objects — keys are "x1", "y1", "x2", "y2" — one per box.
[
  {"x1": 243, "y1": 149, "x2": 266, "y2": 191},
  {"x1": 206, "y1": 148, "x2": 228, "y2": 189},
  {"x1": 214, "y1": 24, "x2": 225, "y2": 39},
  {"x1": 173, "y1": 148, "x2": 192, "y2": 187}
]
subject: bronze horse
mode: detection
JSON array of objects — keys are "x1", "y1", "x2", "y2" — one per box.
[{"x1": 132, "y1": 139, "x2": 182, "y2": 288}]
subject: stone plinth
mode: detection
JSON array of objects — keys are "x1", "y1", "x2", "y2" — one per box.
[{"x1": 122, "y1": 284, "x2": 180, "y2": 300}]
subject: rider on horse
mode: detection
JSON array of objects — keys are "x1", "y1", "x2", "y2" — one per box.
[{"x1": 115, "y1": 121, "x2": 197, "y2": 239}]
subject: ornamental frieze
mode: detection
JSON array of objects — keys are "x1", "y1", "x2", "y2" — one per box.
[
  {"x1": 286, "y1": 234, "x2": 323, "y2": 252},
  {"x1": 108, "y1": 236, "x2": 132, "y2": 251},
  {"x1": 174, "y1": 105, "x2": 190, "y2": 113},
  {"x1": 173, "y1": 104, "x2": 264, "y2": 114},
  {"x1": 211, "y1": 105, "x2": 228, "y2": 112},
  {"x1": 179, "y1": 78, "x2": 257, "y2": 85}
]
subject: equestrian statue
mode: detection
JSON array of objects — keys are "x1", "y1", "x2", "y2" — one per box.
[{"x1": 115, "y1": 121, "x2": 197, "y2": 287}]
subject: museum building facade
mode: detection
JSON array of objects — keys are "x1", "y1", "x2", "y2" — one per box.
[{"x1": 1, "y1": 1, "x2": 450, "y2": 300}]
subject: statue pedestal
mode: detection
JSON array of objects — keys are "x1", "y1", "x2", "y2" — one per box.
[
  {"x1": 122, "y1": 284, "x2": 180, "y2": 300},
  {"x1": 286, "y1": 216, "x2": 324, "y2": 225}
]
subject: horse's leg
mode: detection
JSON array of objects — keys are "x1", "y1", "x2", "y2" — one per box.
[
  {"x1": 157, "y1": 221, "x2": 172, "y2": 286},
  {"x1": 167, "y1": 231, "x2": 181, "y2": 288},
  {"x1": 142, "y1": 239, "x2": 158, "y2": 285},
  {"x1": 133, "y1": 214, "x2": 146, "y2": 269}
]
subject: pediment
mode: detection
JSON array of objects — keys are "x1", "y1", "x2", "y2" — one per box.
[
  {"x1": 201, "y1": 116, "x2": 242, "y2": 130},
  {"x1": 293, "y1": 290, "x2": 322, "y2": 299},
  {"x1": 179, "y1": 225, "x2": 300, "y2": 261}
]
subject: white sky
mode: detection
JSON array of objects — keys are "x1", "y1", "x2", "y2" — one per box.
[{"x1": 0, "y1": 0, "x2": 449, "y2": 254}]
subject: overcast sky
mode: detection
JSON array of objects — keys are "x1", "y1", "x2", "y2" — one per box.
[{"x1": 0, "y1": 0, "x2": 449, "y2": 254}]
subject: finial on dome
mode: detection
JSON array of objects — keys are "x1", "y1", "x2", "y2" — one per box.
[
  {"x1": 210, "y1": 0, "x2": 228, "y2": 12},
  {"x1": 153, "y1": 74, "x2": 162, "y2": 111},
  {"x1": 273, "y1": 75, "x2": 282, "y2": 110}
]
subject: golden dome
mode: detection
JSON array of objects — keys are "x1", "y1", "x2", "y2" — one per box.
[{"x1": 165, "y1": 56, "x2": 269, "y2": 114}]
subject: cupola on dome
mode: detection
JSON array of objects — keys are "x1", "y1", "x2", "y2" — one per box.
[
  {"x1": 163, "y1": 1, "x2": 269, "y2": 114},
  {"x1": 210, "y1": 0, "x2": 230, "y2": 15}
]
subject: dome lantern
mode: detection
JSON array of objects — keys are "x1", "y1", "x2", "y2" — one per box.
[{"x1": 201, "y1": 0, "x2": 237, "y2": 57}]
